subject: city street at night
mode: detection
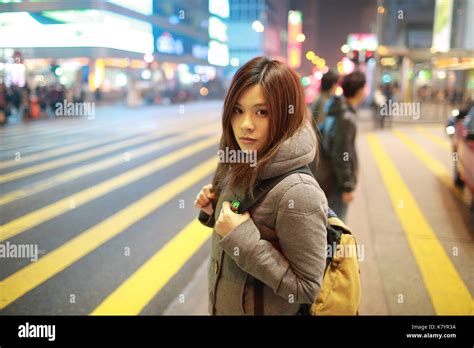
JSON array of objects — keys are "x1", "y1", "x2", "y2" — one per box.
[
  {"x1": 0, "y1": 0, "x2": 473, "y2": 345},
  {"x1": 1, "y1": 101, "x2": 472, "y2": 315}
]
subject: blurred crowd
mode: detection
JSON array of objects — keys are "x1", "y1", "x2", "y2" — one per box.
[
  {"x1": 0, "y1": 83, "x2": 77, "y2": 125},
  {"x1": 416, "y1": 85, "x2": 469, "y2": 105},
  {"x1": 0, "y1": 77, "x2": 226, "y2": 125}
]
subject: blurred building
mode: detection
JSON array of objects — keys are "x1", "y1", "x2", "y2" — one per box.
[
  {"x1": 375, "y1": 0, "x2": 474, "y2": 103},
  {"x1": 294, "y1": 0, "x2": 378, "y2": 105},
  {"x1": 0, "y1": 0, "x2": 227, "y2": 104},
  {"x1": 294, "y1": 0, "x2": 319, "y2": 76},
  {"x1": 226, "y1": 0, "x2": 290, "y2": 75}
]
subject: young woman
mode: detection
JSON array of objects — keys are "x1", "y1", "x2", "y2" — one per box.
[{"x1": 194, "y1": 57, "x2": 328, "y2": 315}]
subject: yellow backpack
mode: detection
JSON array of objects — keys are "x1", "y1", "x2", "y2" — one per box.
[{"x1": 311, "y1": 212, "x2": 361, "y2": 315}]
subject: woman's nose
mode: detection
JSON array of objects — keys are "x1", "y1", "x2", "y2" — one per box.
[{"x1": 240, "y1": 113, "x2": 255, "y2": 132}]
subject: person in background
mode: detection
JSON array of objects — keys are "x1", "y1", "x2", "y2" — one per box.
[
  {"x1": 312, "y1": 71, "x2": 366, "y2": 220},
  {"x1": 311, "y1": 70, "x2": 339, "y2": 126},
  {"x1": 0, "y1": 83, "x2": 6, "y2": 125},
  {"x1": 373, "y1": 85, "x2": 387, "y2": 129},
  {"x1": 20, "y1": 84, "x2": 31, "y2": 120},
  {"x1": 310, "y1": 71, "x2": 343, "y2": 213}
]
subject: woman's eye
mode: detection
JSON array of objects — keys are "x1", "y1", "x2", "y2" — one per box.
[
  {"x1": 256, "y1": 109, "x2": 268, "y2": 117},
  {"x1": 234, "y1": 107, "x2": 243, "y2": 114}
]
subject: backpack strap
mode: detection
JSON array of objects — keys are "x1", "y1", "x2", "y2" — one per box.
[
  {"x1": 327, "y1": 216, "x2": 352, "y2": 234},
  {"x1": 248, "y1": 165, "x2": 313, "y2": 315},
  {"x1": 254, "y1": 277, "x2": 264, "y2": 316},
  {"x1": 237, "y1": 165, "x2": 313, "y2": 214}
]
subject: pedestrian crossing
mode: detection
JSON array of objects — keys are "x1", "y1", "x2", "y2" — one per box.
[
  {"x1": 0, "y1": 157, "x2": 217, "y2": 310},
  {"x1": 0, "y1": 134, "x2": 220, "y2": 242},
  {"x1": 0, "y1": 125, "x2": 218, "y2": 206},
  {"x1": 0, "y1": 114, "x2": 472, "y2": 315},
  {"x1": 0, "y1": 131, "x2": 143, "y2": 170},
  {"x1": 91, "y1": 219, "x2": 211, "y2": 315}
]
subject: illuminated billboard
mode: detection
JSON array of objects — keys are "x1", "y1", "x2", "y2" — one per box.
[
  {"x1": 209, "y1": 16, "x2": 228, "y2": 43},
  {"x1": 207, "y1": 8, "x2": 228, "y2": 67},
  {"x1": 209, "y1": 0, "x2": 229, "y2": 19},
  {"x1": 208, "y1": 40, "x2": 229, "y2": 66},
  {"x1": 108, "y1": 0, "x2": 153, "y2": 15},
  {"x1": 156, "y1": 31, "x2": 184, "y2": 55},
  {"x1": 347, "y1": 33, "x2": 378, "y2": 51},
  {"x1": 432, "y1": 0, "x2": 453, "y2": 52},
  {"x1": 0, "y1": 11, "x2": 154, "y2": 54},
  {"x1": 153, "y1": 28, "x2": 208, "y2": 60},
  {"x1": 287, "y1": 10, "x2": 302, "y2": 68}
]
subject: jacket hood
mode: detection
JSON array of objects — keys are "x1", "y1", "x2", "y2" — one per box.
[{"x1": 259, "y1": 121, "x2": 317, "y2": 180}]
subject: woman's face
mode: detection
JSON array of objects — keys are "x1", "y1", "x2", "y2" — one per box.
[{"x1": 231, "y1": 84, "x2": 270, "y2": 153}]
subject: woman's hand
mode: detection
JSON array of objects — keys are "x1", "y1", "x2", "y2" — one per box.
[
  {"x1": 215, "y1": 201, "x2": 250, "y2": 237},
  {"x1": 194, "y1": 184, "x2": 216, "y2": 216}
]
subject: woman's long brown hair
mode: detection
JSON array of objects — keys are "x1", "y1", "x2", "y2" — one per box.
[{"x1": 211, "y1": 56, "x2": 314, "y2": 198}]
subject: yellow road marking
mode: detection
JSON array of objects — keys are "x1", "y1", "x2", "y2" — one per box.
[
  {"x1": 1, "y1": 127, "x2": 88, "y2": 146},
  {"x1": 393, "y1": 129, "x2": 470, "y2": 206},
  {"x1": 0, "y1": 131, "x2": 141, "y2": 169},
  {"x1": 0, "y1": 124, "x2": 219, "y2": 206},
  {"x1": 0, "y1": 116, "x2": 139, "y2": 141},
  {"x1": 0, "y1": 123, "x2": 191, "y2": 177},
  {"x1": 414, "y1": 126, "x2": 451, "y2": 151},
  {"x1": 0, "y1": 120, "x2": 101, "y2": 138},
  {"x1": 0, "y1": 127, "x2": 44, "y2": 137},
  {"x1": 91, "y1": 219, "x2": 211, "y2": 315},
  {"x1": 0, "y1": 136, "x2": 219, "y2": 242},
  {"x1": 1, "y1": 138, "x2": 87, "y2": 156},
  {"x1": 1, "y1": 127, "x2": 91, "y2": 151},
  {"x1": 2, "y1": 124, "x2": 78, "y2": 140},
  {"x1": 0, "y1": 117, "x2": 220, "y2": 174},
  {"x1": 0, "y1": 112, "x2": 147, "y2": 139},
  {"x1": 0, "y1": 157, "x2": 217, "y2": 310},
  {"x1": 367, "y1": 134, "x2": 473, "y2": 315}
]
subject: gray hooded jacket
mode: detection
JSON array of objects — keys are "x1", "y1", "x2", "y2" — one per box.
[{"x1": 198, "y1": 122, "x2": 328, "y2": 315}]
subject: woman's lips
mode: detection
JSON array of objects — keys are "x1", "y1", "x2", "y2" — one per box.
[{"x1": 239, "y1": 137, "x2": 257, "y2": 144}]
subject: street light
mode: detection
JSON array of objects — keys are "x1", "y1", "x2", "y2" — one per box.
[
  {"x1": 252, "y1": 20, "x2": 264, "y2": 32},
  {"x1": 144, "y1": 53, "x2": 154, "y2": 63},
  {"x1": 352, "y1": 41, "x2": 362, "y2": 51},
  {"x1": 296, "y1": 33, "x2": 305, "y2": 43},
  {"x1": 377, "y1": 6, "x2": 385, "y2": 14},
  {"x1": 377, "y1": 45, "x2": 389, "y2": 55},
  {"x1": 200, "y1": 87, "x2": 209, "y2": 96},
  {"x1": 230, "y1": 57, "x2": 240, "y2": 67},
  {"x1": 341, "y1": 44, "x2": 350, "y2": 54},
  {"x1": 141, "y1": 70, "x2": 151, "y2": 80},
  {"x1": 54, "y1": 66, "x2": 63, "y2": 77},
  {"x1": 288, "y1": 11, "x2": 301, "y2": 25}
]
